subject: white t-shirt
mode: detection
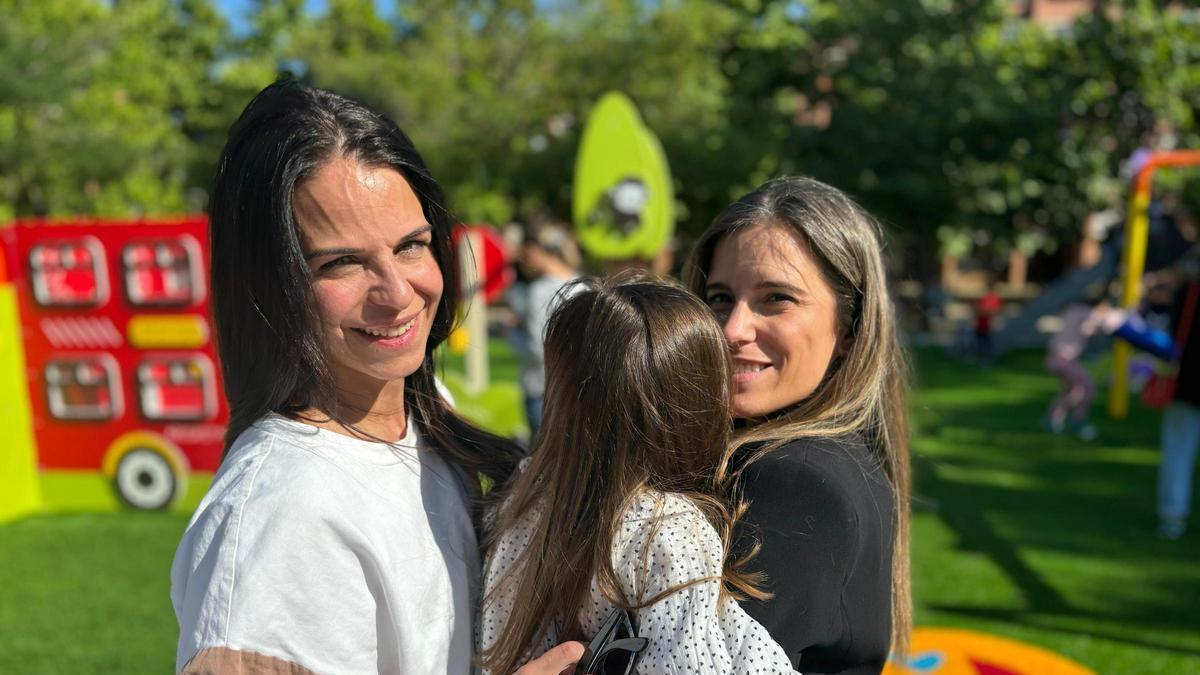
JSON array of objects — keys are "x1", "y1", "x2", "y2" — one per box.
[
  {"x1": 479, "y1": 490, "x2": 799, "y2": 674},
  {"x1": 171, "y1": 414, "x2": 478, "y2": 674}
]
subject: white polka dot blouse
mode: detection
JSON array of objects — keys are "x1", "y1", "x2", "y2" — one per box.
[{"x1": 479, "y1": 486, "x2": 800, "y2": 674}]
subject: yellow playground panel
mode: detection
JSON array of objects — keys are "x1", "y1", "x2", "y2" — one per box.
[{"x1": 0, "y1": 274, "x2": 42, "y2": 523}]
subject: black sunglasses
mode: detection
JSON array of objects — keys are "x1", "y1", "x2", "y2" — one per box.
[{"x1": 573, "y1": 608, "x2": 649, "y2": 675}]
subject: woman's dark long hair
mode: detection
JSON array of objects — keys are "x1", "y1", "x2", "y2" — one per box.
[{"x1": 209, "y1": 80, "x2": 519, "y2": 484}]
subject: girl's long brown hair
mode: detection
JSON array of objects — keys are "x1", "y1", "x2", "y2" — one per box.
[
  {"x1": 479, "y1": 272, "x2": 764, "y2": 675},
  {"x1": 683, "y1": 176, "x2": 913, "y2": 658}
]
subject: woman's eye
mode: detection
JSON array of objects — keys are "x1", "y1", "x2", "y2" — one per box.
[
  {"x1": 319, "y1": 255, "x2": 358, "y2": 272},
  {"x1": 706, "y1": 293, "x2": 732, "y2": 307},
  {"x1": 397, "y1": 239, "x2": 431, "y2": 258},
  {"x1": 765, "y1": 292, "x2": 796, "y2": 304}
]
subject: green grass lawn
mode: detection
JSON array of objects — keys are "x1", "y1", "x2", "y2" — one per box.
[
  {"x1": 908, "y1": 349, "x2": 1200, "y2": 674},
  {"x1": 0, "y1": 346, "x2": 1197, "y2": 673}
]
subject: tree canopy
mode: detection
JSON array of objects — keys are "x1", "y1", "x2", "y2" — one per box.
[{"x1": 3, "y1": 0, "x2": 1197, "y2": 271}]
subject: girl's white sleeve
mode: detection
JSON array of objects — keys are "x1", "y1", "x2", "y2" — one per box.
[{"x1": 613, "y1": 497, "x2": 800, "y2": 675}]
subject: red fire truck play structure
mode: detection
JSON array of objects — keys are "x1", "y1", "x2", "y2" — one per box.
[{"x1": 0, "y1": 217, "x2": 226, "y2": 511}]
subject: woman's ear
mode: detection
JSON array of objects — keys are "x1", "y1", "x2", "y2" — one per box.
[
  {"x1": 836, "y1": 332, "x2": 852, "y2": 359},
  {"x1": 835, "y1": 312, "x2": 856, "y2": 359}
]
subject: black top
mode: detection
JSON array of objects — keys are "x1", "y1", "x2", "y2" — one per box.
[{"x1": 731, "y1": 434, "x2": 895, "y2": 675}]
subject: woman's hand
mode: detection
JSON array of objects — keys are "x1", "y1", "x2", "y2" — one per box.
[{"x1": 512, "y1": 641, "x2": 585, "y2": 675}]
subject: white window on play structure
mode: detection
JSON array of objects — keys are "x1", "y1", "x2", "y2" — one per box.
[
  {"x1": 137, "y1": 355, "x2": 216, "y2": 421},
  {"x1": 45, "y1": 356, "x2": 122, "y2": 421},
  {"x1": 29, "y1": 238, "x2": 110, "y2": 307},
  {"x1": 121, "y1": 237, "x2": 203, "y2": 306}
]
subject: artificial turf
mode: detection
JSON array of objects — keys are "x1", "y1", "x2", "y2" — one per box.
[
  {"x1": 0, "y1": 347, "x2": 1196, "y2": 673},
  {"x1": 907, "y1": 348, "x2": 1200, "y2": 673}
]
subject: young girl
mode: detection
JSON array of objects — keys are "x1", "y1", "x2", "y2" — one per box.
[{"x1": 478, "y1": 273, "x2": 797, "y2": 675}]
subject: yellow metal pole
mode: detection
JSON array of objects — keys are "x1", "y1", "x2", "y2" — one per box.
[
  {"x1": 1106, "y1": 150, "x2": 1200, "y2": 418},
  {"x1": 1108, "y1": 188, "x2": 1152, "y2": 419}
]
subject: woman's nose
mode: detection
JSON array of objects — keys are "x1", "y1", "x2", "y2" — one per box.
[
  {"x1": 723, "y1": 302, "x2": 755, "y2": 347},
  {"x1": 369, "y1": 261, "x2": 415, "y2": 309}
]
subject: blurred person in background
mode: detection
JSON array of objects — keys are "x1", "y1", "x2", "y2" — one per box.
[
  {"x1": 1156, "y1": 247, "x2": 1200, "y2": 541},
  {"x1": 973, "y1": 282, "x2": 1003, "y2": 363},
  {"x1": 1042, "y1": 300, "x2": 1120, "y2": 441},
  {"x1": 508, "y1": 218, "x2": 581, "y2": 438},
  {"x1": 170, "y1": 81, "x2": 580, "y2": 675},
  {"x1": 685, "y1": 176, "x2": 911, "y2": 674}
]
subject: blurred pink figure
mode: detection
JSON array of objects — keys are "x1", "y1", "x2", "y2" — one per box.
[{"x1": 1044, "y1": 302, "x2": 1124, "y2": 440}]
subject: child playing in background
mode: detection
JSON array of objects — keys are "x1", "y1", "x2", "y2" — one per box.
[
  {"x1": 1044, "y1": 302, "x2": 1112, "y2": 440},
  {"x1": 974, "y1": 284, "x2": 1003, "y2": 363}
]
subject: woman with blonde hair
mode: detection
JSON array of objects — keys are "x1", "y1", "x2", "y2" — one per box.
[{"x1": 684, "y1": 176, "x2": 911, "y2": 674}]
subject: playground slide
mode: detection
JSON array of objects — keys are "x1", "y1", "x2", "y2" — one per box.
[{"x1": 992, "y1": 243, "x2": 1119, "y2": 354}]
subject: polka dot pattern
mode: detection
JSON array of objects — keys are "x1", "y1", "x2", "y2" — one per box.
[{"x1": 479, "y1": 488, "x2": 799, "y2": 674}]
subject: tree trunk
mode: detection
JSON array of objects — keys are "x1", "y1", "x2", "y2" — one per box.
[
  {"x1": 1007, "y1": 249, "x2": 1028, "y2": 291},
  {"x1": 941, "y1": 254, "x2": 959, "y2": 289}
]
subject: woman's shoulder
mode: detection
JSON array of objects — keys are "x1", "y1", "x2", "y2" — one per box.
[
  {"x1": 735, "y1": 434, "x2": 893, "y2": 530},
  {"x1": 743, "y1": 434, "x2": 885, "y2": 487},
  {"x1": 757, "y1": 432, "x2": 870, "y2": 460},
  {"x1": 223, "y1": 414, "x2": 331, "y2": 466},
  {"x1": 196, "y1": 416, "x2": 419, "y2": 534},
  {"x1": 215, "y1": 418, "x2": 342, "y2": 493}
]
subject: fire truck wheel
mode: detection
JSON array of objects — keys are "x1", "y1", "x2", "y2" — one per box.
[{"x1": 114, "y1": 448, "x2": 178, "y2": 510}]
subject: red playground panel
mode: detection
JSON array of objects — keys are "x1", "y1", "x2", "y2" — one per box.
[{"x1": 0, "y1": 216, "x2": 226, "y2": 510}]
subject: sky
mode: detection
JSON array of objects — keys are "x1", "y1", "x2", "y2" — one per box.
[
  {"x1": 214, "y1": 1, "x2": 808, "y2": 36},
  {"x1": 215, "y1": 0, "x2": 390, "y2": 36},
  {"x1": 213, "y1": 0, "x2": 666, "y2": 35}
]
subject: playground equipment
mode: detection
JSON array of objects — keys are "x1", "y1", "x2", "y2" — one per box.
[
  {"x1": 450, "y1": 225, "x2": 513, "y2": 395},
  {"x1": 572, "y1": 92, "x2": 674, "y2": 261},
  {"x1": 1108, "y1": 149, "x2": 1200, "y2": 419},
  {"x1": 991, "y1": 243, "x2": 1119, "y2": 354},
  {"x1": 0, "y1": 217, "x2": 226, "y2": 520}
]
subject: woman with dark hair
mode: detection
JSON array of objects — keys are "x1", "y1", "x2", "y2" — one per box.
[
  {"x1": 170, "y1": 82, "x2": 581, "y2": 675},
  {"x1": 683, "y1": 176, "x2": 912, "y2": 675},
  {"x1": 478, "y1": 273, "x2": 797, "y2": 675}
]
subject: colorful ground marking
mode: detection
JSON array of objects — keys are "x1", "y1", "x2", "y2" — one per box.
[{"x1": 884, "y1": 627, "x2": 1096, "y2": 675}]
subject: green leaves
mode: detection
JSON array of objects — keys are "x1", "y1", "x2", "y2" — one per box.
[
  {"x1": 0, "y1": 0, "x2": 227, "y2": 219},
  {"x1": 3, "y1": 0, "x2": 1196, "y2": 269}
]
